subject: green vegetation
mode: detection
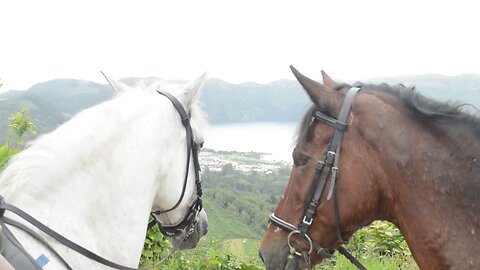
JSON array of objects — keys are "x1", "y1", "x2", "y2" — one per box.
[
  {"x1": 200, "y1": 79, "x2": 308, "y2": 123},
  {"x1": 318, "y1": 254, "x2": 417, "y2": 270},
  {"x1": 0, "y1": 108, "x2": 36, "y2": 169},
  {"x1": 0, "y1": 79, "x2": 113, "y2": 138},
  {"x1": 348, "y1": 221, "x2": 411, "y2": 258}
]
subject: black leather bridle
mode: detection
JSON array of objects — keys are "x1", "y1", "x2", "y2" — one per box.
[
  {"x1": 0, "y1": 90, "x2": 204, "y2": 270},
  {"x1": 149, "y1": 90, "x2": 204, "y2": 238},
  {"x1": 268, "y1": 87, "x2": 367, "y2": 270}
]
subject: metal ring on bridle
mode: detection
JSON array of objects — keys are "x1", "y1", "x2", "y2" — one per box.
[{"x1": 287, "y1": 230, "x2": 313, "y2": 256}]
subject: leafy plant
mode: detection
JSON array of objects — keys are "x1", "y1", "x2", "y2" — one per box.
[
  {"x1": 0, "y1": 108, "x2": 36, "y2": 169},
  {"x1": 7, "y1": 108, "x2": 36, "y2": 145},
  {"x1": 347, "y1": 221, "x2": 411, "y2": 259},
  {"x1": 140, "y1": 233, "x2": 263, "y2": 270}
]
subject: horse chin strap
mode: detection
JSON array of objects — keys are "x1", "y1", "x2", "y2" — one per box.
[{"x1": 268, "y1": 87, "x2": 367, "y2": 270}]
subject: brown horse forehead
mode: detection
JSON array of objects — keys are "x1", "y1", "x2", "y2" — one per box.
[{"x1": 296, "y1": 111, "x2": 331, "y2": 146}]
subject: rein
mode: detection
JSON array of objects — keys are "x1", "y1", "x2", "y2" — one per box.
[
  {"x1": 268, "y1": 87, "x2": 367, "y2": 270},
  {"x1": 0, "y1": 89, "x2": 203, "y2": 269},
  {"x1": 0, "y1": 200, "x2": 172, "y2": 270}
]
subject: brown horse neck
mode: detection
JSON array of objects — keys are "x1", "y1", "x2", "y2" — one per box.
[{"x1": 369, "y1": 116, "x2": 480, "y2": 269}]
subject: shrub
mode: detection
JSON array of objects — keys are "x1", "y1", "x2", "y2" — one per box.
[{"x1": 0, "y1": 108, "x2": 36, "y2": 169}]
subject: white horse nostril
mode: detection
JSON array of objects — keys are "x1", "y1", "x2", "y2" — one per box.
[{"x1": 199, "y1": 219, "x2": 208, "y2": 236}]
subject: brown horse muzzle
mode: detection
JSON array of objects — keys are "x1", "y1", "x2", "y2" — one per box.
[
  {"x1": 259, "y1": 225, "x2": 312, "y2": 270},
  {"x1": 259, "y1": 245, "x2": 312, "y2": 270}
]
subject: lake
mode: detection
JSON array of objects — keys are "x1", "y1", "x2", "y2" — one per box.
[{"x1": 203, "y1": 122, "x2": 297, "y2": 162}]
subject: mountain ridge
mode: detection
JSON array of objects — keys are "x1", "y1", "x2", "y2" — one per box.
[{"x1": 1, "y1": 74, "x2": 479, "y2": 139}]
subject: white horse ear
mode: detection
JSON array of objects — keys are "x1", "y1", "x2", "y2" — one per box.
[
  {"x1": 179, "y1": 72, "x2": 207, "y2": 108},
  {"x1": 100, "y1": 71, "x2": 129, "y2": 94}
]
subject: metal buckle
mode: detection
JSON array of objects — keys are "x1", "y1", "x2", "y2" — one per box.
[
  {"x1": 317, "y1": 160, "x2": 325, "y2": 166},
  {"x1": 302, "y1": 216, "x2": 313, "y2": 226}
]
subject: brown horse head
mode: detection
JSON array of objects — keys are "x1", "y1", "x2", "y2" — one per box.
[{"x1": 259, "y1": 66, "x2": 480, "y2": 270}]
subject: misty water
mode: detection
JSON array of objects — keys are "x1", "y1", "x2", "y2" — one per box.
[{"x1": 203, "y1": 122, "x2": 297, "y2": 162}]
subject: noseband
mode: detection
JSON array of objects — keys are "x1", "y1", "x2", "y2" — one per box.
[
  {"x1": 268, "y1": 87, "x2": 367, "y2": 270},
  {"x1": 149, "y1": 90, "x2": 204, "y2": 239}
]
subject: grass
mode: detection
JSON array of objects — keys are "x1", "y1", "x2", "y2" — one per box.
[
  {"x1": 223, "y1": 239, "x2": 260, "y2": 258},
  {"x1": 223, "y1": 239, "x2": 246, "y2": 256},
  {"x1": 242, "y1": 239, "x2": 260, "y2": 258},
  {"x1": 202, "y1": 199, "x2": 258, "y2": 240},
  {"x1": 219, "y1": 237, "x2": 419, "y2": 270},
  {"x1": 318, "y1": 253, "x2": 419, "y2": 270}
]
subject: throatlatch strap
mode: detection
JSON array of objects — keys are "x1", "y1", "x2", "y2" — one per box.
[{"x1": 337, "y1": 246, "x2": 367, "y2": 270}]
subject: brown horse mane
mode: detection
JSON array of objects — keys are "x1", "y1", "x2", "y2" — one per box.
[{"x1": 296, "y1": 82, "x2": 480, "y2": 145}]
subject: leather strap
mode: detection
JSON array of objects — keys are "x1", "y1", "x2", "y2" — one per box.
[
  {"x1": 152, "y1": 90, "x2": 203, "y2": 238},
  {"x1": 299, "y1": 87, "x2": 360, "y2": 235},
  {"x1": 314, "y1": 111, "x2": 347, "y2": 131},
  {"x1": 1, "y1": 219, "x2": 43, "y2": 270},
  {"x1": 0, "y1": 202, "x2": 157, "y2": 270},
  {"x1": 0, "y1": 254, "x2": 15, "y2": 270},
  {"x1": 337, "y1": 246, "x2": 367, "y2": 270},
  {"x1": 268, "y1": 87, "x2": 367, "y2": 270},
  {"x1": 326, "y1": 87, "x2": 361, "y2": 200},
  {"x1": 3, "y1": 217, "x2": 72, "y2": 269},
  {"x1": 153, "y1": 90, "x2": 194, "y2": 214}
]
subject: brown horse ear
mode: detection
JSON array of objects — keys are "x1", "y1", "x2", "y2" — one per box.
[
  {"x1": 321, "y1": 70, "x2": 336, "y2": 88},
  {"x1": 290, "y1": 65, "x2": 342, "y2": 116}
]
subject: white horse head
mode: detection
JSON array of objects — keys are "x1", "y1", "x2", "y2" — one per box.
[{"x1": 0, "y1": 73, "x2": 208, "y2": 269}]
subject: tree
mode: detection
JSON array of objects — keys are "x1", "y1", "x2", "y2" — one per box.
[{"x1": 220, "y1": 163, "x2": 234, "y2": 175}]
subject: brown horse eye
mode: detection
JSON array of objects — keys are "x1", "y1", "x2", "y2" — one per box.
[{"x1": 294, "y1": 153, "x2": 311, "y2": 167}]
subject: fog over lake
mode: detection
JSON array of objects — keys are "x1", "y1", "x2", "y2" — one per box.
[{"x1": 203, "y1": 122, "x2": 297, "y2": 162}]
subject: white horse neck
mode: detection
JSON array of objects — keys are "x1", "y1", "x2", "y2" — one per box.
[{"x1": 0, "y1": 88, "x2": 191, "y2": 269}]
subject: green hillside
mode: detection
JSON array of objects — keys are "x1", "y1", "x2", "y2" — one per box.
[
  {"x1": 0, "y1": 79, "x2": 113, "y2": 138},
  {"x1": 203, "y1": 195, "x2": 259, "y2": 240},
  {"x1": 1, "y1": 74, "x2": 479, "y2": 139},
  {"x1": 200, "y1": 151, "x2": 290, "y2": 241}
]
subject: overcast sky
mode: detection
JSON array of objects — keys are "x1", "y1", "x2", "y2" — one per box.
[{"x1": 1, "y1": 0, "x2": 479, "y2": 91}]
